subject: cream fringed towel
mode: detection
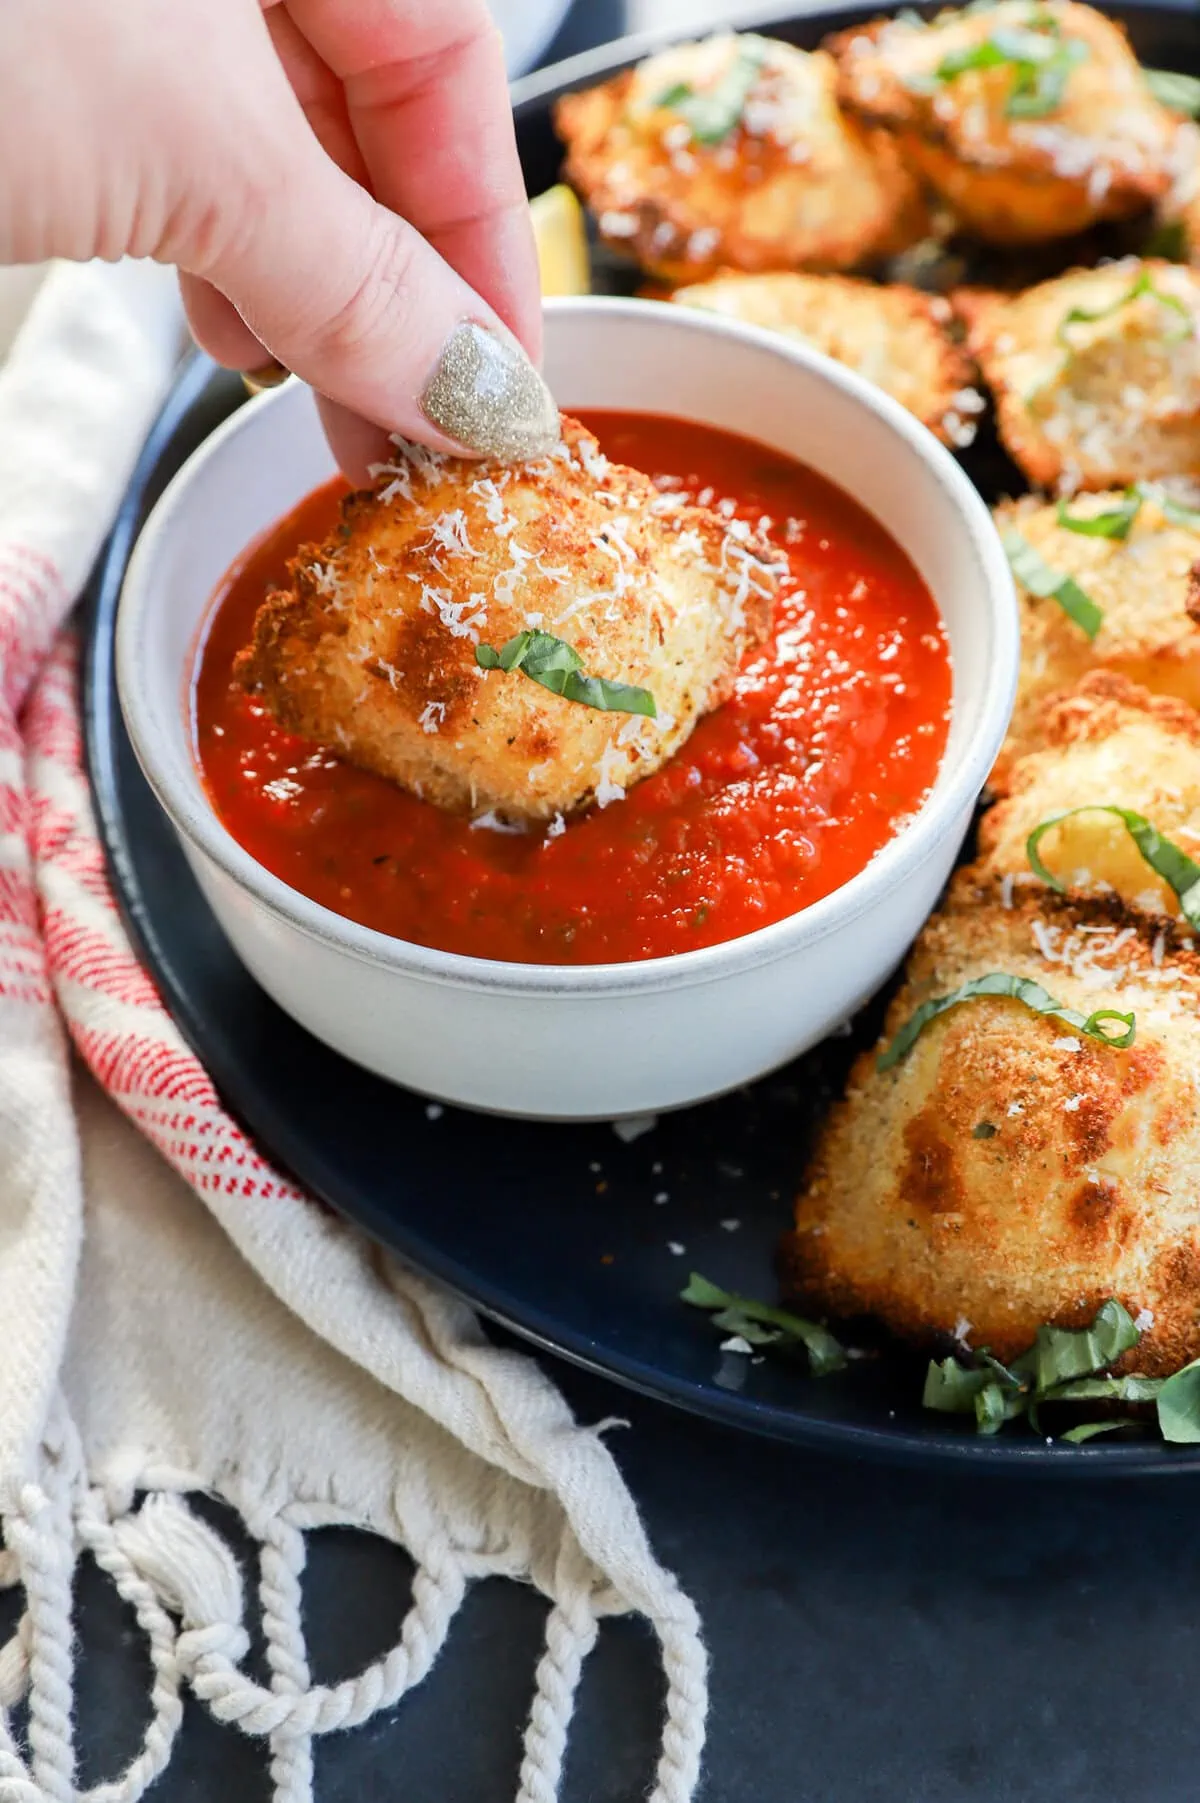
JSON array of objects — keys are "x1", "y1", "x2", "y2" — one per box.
[{"x1": 0, "y1": 261, "x2": 706, "y2": 1803}]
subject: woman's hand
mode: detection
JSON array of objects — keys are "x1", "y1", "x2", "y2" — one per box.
[{"x1": 0, "y1": 0, "x2": 556, "y2": 476}]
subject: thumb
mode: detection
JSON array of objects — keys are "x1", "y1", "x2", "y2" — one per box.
[{"x1": 195, "y1": 136, "x2": 558, "y2": 471}]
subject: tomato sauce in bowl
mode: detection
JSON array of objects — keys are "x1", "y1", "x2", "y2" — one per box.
[{"x1": 192, "y1": 412, "x2": 951, "y2": 966}]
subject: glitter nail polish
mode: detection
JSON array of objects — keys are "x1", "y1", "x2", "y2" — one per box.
[{"x1": 420, "y1": 321, "x2": 560, "y2": 462}]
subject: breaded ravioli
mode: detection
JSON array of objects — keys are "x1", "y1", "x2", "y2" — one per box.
[
  {"x1": 994, "y1": 486, "x2": 1200, "y2": 753},
  {"x1": 784, "y1": 878, "x2": 1200, "y2": 1376},
  {"x1": 554, "y1": 33, "x2": 927, "y2": 283},
  {"x1": 669, "y1": 271, "x2": 984, "y2": 445},
  {"x1": 980, "y1": 671, "x2": 1200, "y2": 916},
  {"x1": 236, "y1": 417, "x2": 781, "y2": 827},
  {"x1": 956, "y1": 259, "x2": 1200, "y2": 490},
  {"x1": 829, "y1": 1, "x2": 1179, "y2": 246}
]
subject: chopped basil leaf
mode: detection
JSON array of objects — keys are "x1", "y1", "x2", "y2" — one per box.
[
  {"x1": 1155, "y1": 1357, "x2": 1200, "y2": 1442},
  {"x1": 1041, "y1": 1372, "x2": 1162, "y2": 1405},
  {"x1": 924, "y1": 1350, "x2": 1022, "y2": 1413},
  {"x1": 1057, "y1": 266, "x2": 1194, "y2": 347},
  {"x1": 1055, "y1": 482, "x2": 1200, "y2": 542},
  {"x1": 475, "y1": 630, "x2": 657, "y2": 718},
  {"x1": 653, "y1": 39, "x2": 768, "y2": 144},
  {"x1": 976, "y1": 1381, "x2": 1029, "y2": 1433},
  {"x1": 1139, "y1": 481, "x2": 1200, "y2": 530},
  {"x1": 1015, "y1": 1300, "x2": 1141, "y2": 1391},
  {"x1": 972, "y1": 1120, "x2": 998, "y2": 1139},
  {"x1": 1144, "y1": 67, "x2": 1200, "y2": 117},
  {"x1": 1061, "y1": 1417, "x2": 1144, "y2": 1443},
  {"x1": 878, "y1": 973, "x2": 1135, "y2": 1071},
  {"x1": 1027, "y1": 804, "x2": 1200, "y2": 928},
  {"x1": 1055, "y1": 492, "x2": 1141, "y2": 539},
  {"x1": 1001, "y1": 528, "x2": 1103, "y2": 639},
  {"x1": 922, "y1": 1299, "x2": 1156, "y2": 1439},
  {"x1": 681, "y1": 1273, "x2": 847, "y2": 1375},
  {"x1": 931, "y1": 19, "x2": 1087, "y2": 118},
  {"x1": 923, "y1": 1356, "x2": 994, "y2": 1412}
]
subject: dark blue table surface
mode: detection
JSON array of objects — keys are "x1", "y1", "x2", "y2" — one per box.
[{"x1": 72, "y1": 4, "x2": 1200, "y2": 1798}]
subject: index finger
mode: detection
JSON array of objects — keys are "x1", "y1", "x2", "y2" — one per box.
[{"x1": 278, "y1": 0, "x2": 542, "y2": 360}]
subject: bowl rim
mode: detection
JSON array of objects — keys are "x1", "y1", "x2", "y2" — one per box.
[{"x1": 116, "y1": 293, "x2": 1018, "y2": 999}]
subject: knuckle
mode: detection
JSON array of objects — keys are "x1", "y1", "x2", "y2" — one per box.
[{"x1": 308, "y1": 215, "x2": 423, "y2": 369}]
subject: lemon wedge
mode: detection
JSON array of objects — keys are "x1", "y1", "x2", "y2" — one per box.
[{"x1": 530, "y1": 184, "x2": 590, "y2": 297}]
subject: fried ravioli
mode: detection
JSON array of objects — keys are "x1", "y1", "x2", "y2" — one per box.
[
  {"x1": 784, "y1": 879, "x2": 1200, "y2": 1375},
  {"x1": 669, "y1": 271, "x2": 984, "y2": 445},
  {"x1": 956, "y1": 259, "x2": 1200, "y2": 490},
  {"x1": 829, "y1": 1, "x2": 1179, "y2": 246},
  {"x1": 994, "y1": 486, "x2": 1200, "y2": 753},
  {"x1": 554, "y1": 33, "x2": 927, "y2": 283},
  {"x1": 980, "y1": 671, "x2": 1200, "y2": 916},
  {"x1": 236, "y1": 417, "x2": 780, "y2": 826}
]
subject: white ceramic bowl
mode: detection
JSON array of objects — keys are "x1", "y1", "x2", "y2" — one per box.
[{"x1": 117, "y1": 299, "x2": 1017, "y2": 1119}]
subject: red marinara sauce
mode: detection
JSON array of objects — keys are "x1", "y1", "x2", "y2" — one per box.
[{"x1": 192, "y1": 412, "x2": 951, "y2": 965}]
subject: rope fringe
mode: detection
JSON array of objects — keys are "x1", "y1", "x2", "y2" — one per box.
[{"x1": 0, "y1": 1416, "x2": 707, "y2": 1803}]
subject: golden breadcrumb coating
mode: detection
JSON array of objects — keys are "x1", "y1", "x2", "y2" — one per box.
[
  {"x1": 669, "y1": 271, "x2": 984, "y2": 446},
  {"x1": 993, "y1": 486, "x2": 1200, "y2": 755},
  {"x1": 236, "y1": 417, "x2": 780, "y2": 826},
  {"x1": 829, "y1": 1, "x2": 1179, "y2": 246},
  {"x1": 554, "y1": 33, "x2": 928, "y2": 283},
  {"x1": 980, "y1": 671, "x2": 1200, "y2": 916},
  {"x1": 784, "y1": 878, "x2": 1200, "y2": 1376},
  {"x1": 956, "y1": 259, "x2": 1200, "y2": 490}
]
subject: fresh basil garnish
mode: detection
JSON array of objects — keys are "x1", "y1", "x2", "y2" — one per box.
[
  {"x1": 1001, "y1": 528, "x2": 1103, "y2": 639},
  {"x1": 1143, "y1": 482, "x2": 1200, "y2": 530},
  {"x1": 1056, "y1": 481, "x2": 1200, "y2": 540},
  {"x1": 1055, "y1": 493, "x2": 1141, "y2": 539},
  {"x1": 1027, "y1": 805, "x2": 1200, "y2": 927},
  {"x1": 1155, "y1": 1358, "x2": 1200, "y2": 1442},
  {"x1": 924, "y1": 1351, "x2": 1026, "y2": 1434},
  {"x1": 681, "y1": 1273, "x2": 847, "y2": 1375},
  {"x1": 653, "y1": 38, "x2": 768, "y2": 144},
  {"x1": 923, "y1": 1300, "x2": 1154, "y2": 1439},
  {"x1": 1060, "y1": 1417, "x2": 1144, "y2": 1443},
  {"x1": 1018, "y1": 1300, "x2": 1142, "y2": 1391},
  {"x1": 475, "y1": 630, "x2": 657, "y2": 718},
  {"x1": 930, "y1": 18, "x2": 1087, "y2": 118},
  {"x1": 1041, "y1": 1373, "x2": 1163, "y2": 1405},
  {"x1": 877, "y1": 973, "x2": 1135, "y2": 1071},
  {"x1": 1144, "y1": 67, "x2": 1200, "y2": 116},
  {"x1": 1056, "y1": 266, "x2": 1194, "y2": 346}
]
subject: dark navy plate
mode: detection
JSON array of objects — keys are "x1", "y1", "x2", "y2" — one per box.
[{"x1": 83, "y1": 2, "x2": 1200, "y2": 1473}]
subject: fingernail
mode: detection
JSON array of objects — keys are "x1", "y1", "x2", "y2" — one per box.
[
  {"x1": 421, "y1": 321, "x2": 560, "y2": 462},
  {"x1": 241, "y1": 357, "x2": 291, "y2": 395}
]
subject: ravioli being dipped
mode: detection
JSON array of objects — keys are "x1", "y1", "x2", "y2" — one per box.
[
  {"x1": 555, "y1": 33, "x2": 927, "y2": 282},
  {"x1": 784, "y1": 877, "x2": 1200, "y2": 1378},
  {"x1": 236, "y1": 417, "x2": 781, "y2": 827},
  {"x1": 993, "y1": 483, "x2": 1200, "y2": 755},
  {"x1": 980, "y1": 671, "x2": 1200, "y2": 919},
  {"x1": 830, "y1": 1, "x2": 1180, "y2": 246}
]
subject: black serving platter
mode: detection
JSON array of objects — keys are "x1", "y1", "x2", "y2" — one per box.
[{"x1": 84, "y1": 1, "x2": 1200, "y2": 1473}]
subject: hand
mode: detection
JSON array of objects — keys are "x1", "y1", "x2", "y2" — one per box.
[{"x1": 0, "y1": 0, "x2": 556, "y2": 478}]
